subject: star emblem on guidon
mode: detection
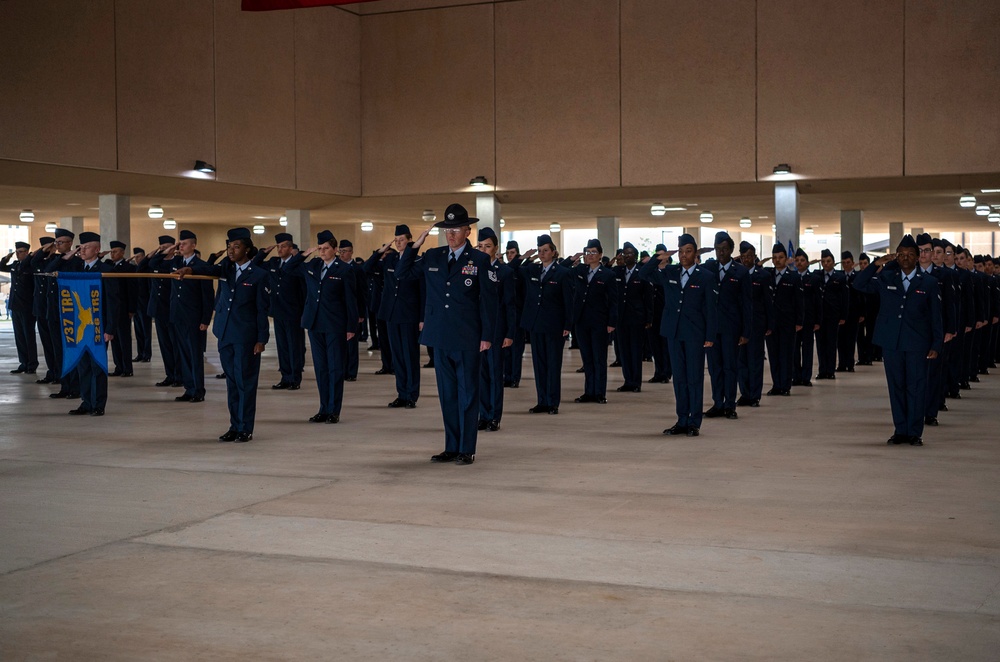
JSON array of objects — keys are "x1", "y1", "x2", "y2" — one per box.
[{"x1": 447, "y1": 213, "x2": 455, "y2": 220}]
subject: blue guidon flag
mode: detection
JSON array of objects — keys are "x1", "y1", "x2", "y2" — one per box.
[{"x1": 58, "y1": 272, "x2": 107, "y2": 376}]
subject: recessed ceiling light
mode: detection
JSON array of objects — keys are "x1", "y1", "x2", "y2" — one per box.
[
  {"x1": 650, "y1": 203, "x2": 667, "y2": 216},
  {"x1": 360, "y1": 221, "x2": 374, "y2": 232},
  {"x1": 148, "y1": 205, "x2": 164, "y2": 219},
  {"x1": 685, "y1": 203, "x2": 698, "y2": 207},
  {"x1": 699, "y1": 211, "x2": 714, "y2": 223},
  {"x1": 66, "y1": 203, "x2": 81, "y2": 206},
  {"x1": 758, "y1": 215, "x2": 769, "y2": 219},
  {"x1": 162, "y1": 219, "x2": 176, "y2": 230},
  {"x1": 773, "y1": 163, "x2": 792, "y2": 176},
  {"x1": 469, "y1": 176, "x2": 488, "y2": 187},
  {"x1": 252, "y1": 215, "x2": 269, "y2": 220},
  {"x1": 981, "y1": 189, "x2": 1000, "y2": 194},
  {"x1": 194, "y1": 160, "x2": 215, "y2": 173}
]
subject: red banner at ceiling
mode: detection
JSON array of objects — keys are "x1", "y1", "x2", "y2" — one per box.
[{"x1": 242, "y1": 0, "x2": 379, "y2": 10}]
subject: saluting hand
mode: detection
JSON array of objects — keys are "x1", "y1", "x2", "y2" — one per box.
[
  {"x1": 412, "y1": 226, "x2": 432, "y2": 250},
  {"x1": 522, "y1": 248, "x2": 538, "y2": 261}
]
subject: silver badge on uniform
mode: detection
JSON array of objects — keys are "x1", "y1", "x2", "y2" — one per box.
[{"x1": 465, "y1": 278, "x2": 473, "y2": 286}]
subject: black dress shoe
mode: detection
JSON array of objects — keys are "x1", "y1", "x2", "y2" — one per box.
[
  {"x1": 686, "y1": 427, "x2": 700, "y2": 437},
  {"x1": 910, "y1": 437, "x2": 923, "y2": 446},
  {"x1": 133, "y1": 356, "x2": 144, "y2": 362},
  {"x1": 766, "y1": 388, "x2": 780, "y2": 396},
  {"x1": 120, "y1": 372, "x2": 133, "y2": 377},
  {"x1": 846, "y1": 367, "x2": 855, "y2": 373},
  {"x1": 175, "y1": 394, "x2": 193, "y2": 402},
  {"x1": 388, "y1": 398, "x2": 405, "y2": 408},
  {"x1": 326, "y1": 415, "x2": 339, "y2": 424},
  {"x1": 791, "y1": 379, "x2": 802, "y2": 386},
  {"x1": 289, "y1": 383, "x2": 300, "y2": 390},
  {"x1": 431, "y1": 451, "x2": 459, "y2": 462},
  {"x1": 835, "y1": 367, "x2": 847, "y2": 373},
  {"x1": 548, "y1": 407, "x2": 559, "y2": 415},
  {"x1": 887, "y1": 435, "x2": 905, "y2": 445},
  {"x1": 189, "y1": 396, "x2": 204, "y2": 403},
  {"x1": 574, "y1": 394, "x2": 595, "y2": 403},
  {"x1": 235, "y1": 432, "x2": 252, "y2": 443},
  {"x1": 272, "y1": 382, "x2": 290, "y2": 390},
  {"x1": 423, "y1": 361, "x2": 435, "y2": 368},
  {"x1": 375, "y1": 367, "x2": 393, "y2": 375},
  {"x1": 477, "y1": 419, "x2": 489, "y2": 431},
  {"x1": 219, "y1": 430, "x2": 238, "y2": 442},
  {"x1": 215, "y1": 373, "x2": 227, "y2": 379},
  {"x1": 90, "y1": 409, "x2": 105, "y2": 416},
  {"x1": 36, "y1": 377, "x2": 53, "y2": 384},
  {"x1": 50, "y1": 391, "x2": 71, "y2": 399},
  {"x1": 609, "y1": 360, "x2": 621, "y2": 367},
  {"x1": 68, "y1": 406, "x2": 91, "y2": 415},
  {"x1": 970, "y1": 375, "x2": 981, "y2": 382},
  {"x1": 736, "y1": 396, "x2": 753, "y2": 407},
  {"x1": 455, "y1": 453, "x2": 475, "y2": 465},
  {"x1": 939, "y1": 404, "x2": 949, "y2": 412},
  {"x1": 155, "y1": 379, "x2": 173, "y2": 387},
  {"x1": 800, "y1": 380, "x2": 813, "y2": 387},
  {"x1": 10, "y1": 368, "x2": 25, "y2": 374},
  {"x1": 171, "y1": 381, "x2": 184, "y2": 388},
  {"x1": 724, "y1": 409, "x2": 739, "y2": 420},
  {"x1": 404, "y1": 400, "x2": 417, "y2": 409},
  {"x1": 309, "y1": 413, "x2": 328, "y2": 423},
  {"x1": 595, "y1": 397, "x2": 607, "y2": 404},
  {"x1": 924, "y1": 416, "x2": 939, "y2": 426},
  {"x1": 503, "y1": 381, "x2": 513, "y2": 388},
  {"x1": 616, "y1": 385, "x2": 641, "y2": 392},
  {"x1": 575, "y1": 366, "x2": 585, "y2": 373},
  {"x1": 487, "y1": 420, "x2": 500, "y2": 431},
  {"x1": 663, "y1": 424, "x2": 688, "y2": 435},
  {"x1": 704, "y1": 406, "x2": 724, "y2": 418},
  {"x1": 529, "y1": 404, "x2": 550, "y2": 414},
  {"x1": 110, "y1": 370, "x2": 123, "y2": 377},
  {"x1": 345, "y1": 376, "x2": 356, "y2": 382},
  {"x1": 509, "y1": 381, "x2": 519, "y2": 388}
]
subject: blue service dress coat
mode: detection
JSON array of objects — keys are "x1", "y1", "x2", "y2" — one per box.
[
  {"x1": 814, "y1": 268, "x2": 849, "y2": 376},
  {"x1": 138, "y1": 251, "x2": 180, "y2": 383},
  {"x1": 518, "y1": 259, "x2": 575, "y2": 409},
  {"x1": 396, "y1": 240, "x2": 498, "y2": 455},
  {"x1": 738, "y1": 265, "x2": 776, "y2": 401},
  {"x1": 854, "y1": 261, "x2": 944, "y2": 440},
  {"x1": 569, "y1": 264, "x2": 619, "y2": 398},
  {"x1": 702, "y1": 258, "x2": 753, "y2": 410},
  {"x1": 639, "y1": 258, "x2": 718, "y2": 429},
  {"x1": 296, "y1": 256, "x2": 358, "y2": 418},
  {"x1": 29, "y1": 249, "x2": 60, "y2": 382},
  {"x1": 479, "y1": 258, "x2": 517, "y2": 424},
  {"x1": 766, "y1": 267, "x2": 805, "y2": 392},
  {"x1": 253, "y1": 251, "x2": 307, "y2": 386},
  {"x1": 612, "y1": 263, "x2": 654, "y2": 389},
  {"x1": 1, "y1": 254, "x2": 37, "y2": 372},
  {"x1": 191, "y1": 257, "x2": 270, "y2": 434}
]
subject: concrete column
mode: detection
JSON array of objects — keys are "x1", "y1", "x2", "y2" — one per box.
[
  {"x1": 59, "y1": 216, "x2": 84, "y2": 238},
  {"x1": 889, "y1": 222, "x2": 904, "y2": 252},
  {"x1": 910, "y1": 227, "x2": 924, "y2": 236},
  {"x1": 553, "y1": 226, "x2": 566, "y2": 257},
  {"x1": 476, "y1": 193, "x2": 501, "y2": 238},
  {"x1": 597, "y1": 216, "x2": 620, "y2": 254},
  {"x1": 774, "y1": 183, "x2": 800, "y2": 250},
  {"x1": 98, "y1": 194, "x2": 130, "y2": 250},
  {"x1": 285, "y1": 210, "x2": 311, "y2": 248},
  {"x1": 840, "y1": 210, "x2": 863, "y2": 261}
]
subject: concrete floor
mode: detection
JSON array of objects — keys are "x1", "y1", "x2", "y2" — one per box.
[{"x1": 0, "y1": 320, "x2": 998, "y2": 660}]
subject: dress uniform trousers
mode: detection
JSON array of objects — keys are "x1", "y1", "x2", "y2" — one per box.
[
  {"x1": 436, "y1": 348, "x2": 481, "y2": 455},
  {"x1": 503, "y1": 330, "x2": 526, "y2": 384},
  {"x1": 376, "y1": 318, "x2": 392, "y2": 370},
  {"x1": 925, "y1": 344, "x2": 948, "y2": 418},
  {"x1": 618, "y1": 323, "x2": 645, "y2": 389},
  {"x1": 647, "y1": 325, "x2": 671, "y2": 381},
  {"x1": 11, "y1": 309, "x2": 38, "y2": 371},
  {"x1": 794, "y1": 327, "x2": 815, "y2": 383},
  {"x1": 815, "y1": 323, "x2": 839, "y2": 376},
  {"x1": 309, "y1": 330, "x2": 347, "y2": 416},
  {"x1": 388, "y1": 322, "x2": 420, "y2": 401},
  {"x1": 577, "y1": 323, "x2": 610, "y2": 397},
  {"x1": 133, "y1": 307, "x2": 152, "y2": 361},
  {"x1": 948, "y1": 328, "x2": 967, "y2": 393},
  {"x1": 707, "y1": 332, "x2": 740, "y2": 408},
  {"x1": 220, "y1": 342, "x2": 261, "y2": 434},
  {"x1": 738, "y1": 320, "x2": 767, "y2": 401},
  {"x1": 479, "y1": 343, "x2": 505, "y2": 423},
  {"x1": 154, "y1": 315, "x2": 180, "y2": 383},
  {"x1": 37, "y1": 307, "x2": 56, "y2": 380},
  {"x1": 766, "y1": 324, "x2": 796, "y2": 392},
  {"x1": 837, "y1": 318, "x2": 860, "y2": 370},
  {"x1": 173, "y1": 321, "x2": 206, "y2": 398},
  {"x1": 883, "y1": 349, "x2": 929, "y2": 439},
  {"x1": 346, "y1": 323, "x2": 360, "y2": 379},
  {"x1": 530, "y1": 331, "x2": 565, "y2": 408},
  {"x1": 111, "y1": 315, "x2": 133, "y2": 374},
  {"x1": 668, "y1": 339, "x2": 706, "y2": 429},
  {"x1": 274, "y1": 317, "x2": 305, "y2": 386},
  {"x1": 77, "y1": 351, "x2": 109, "y2": 412}
]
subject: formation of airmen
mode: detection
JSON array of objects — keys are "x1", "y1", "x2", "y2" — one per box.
[{"x1": 5, "y1": 211, "x2": 1000, "y2": 456}]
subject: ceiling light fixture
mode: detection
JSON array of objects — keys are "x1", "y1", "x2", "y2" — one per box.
[
  {"x1": 549, "y1": 222, "x2": 561, "y2": 233},
  {"x1": 699, "y1": 211, "x2": 714, "y2": 223},
  {"x1": 980, "y1": 188, "x2": 1000, "y2": 194},
  {"x1": 650, "y1": 203, "x2": 666, "y2": 216},
  {"x1": 45, "y1": 222, "x2": 57, "y2": 233},
  {"x1": 148, "y1": 205, "x2": 164, "y2": 219},
  {"x1": 772, "y1": 163, "x2": 792, "y2": 176},
  {"x1": 422, "y1": 210, "x2": 436, "y2": 222},
  {"x1": 959, "y1": 193, "x2": 977, "y2": 207},
  {"x1": 804, "y1": 227, "x2": 814, "y2": 234},
  {"x1": 499, "y1": 218, "x2": 505, "y2": 228},
  {"x1": 989, "y1": 212, "x2": 1000, "y2": 223},
  {"x1": 429, "y1": 227, "x2": 440, "y2": 236},
  {"x1": 252, "y1": 225, "x2": 265, "y2": 235},
  {"x1": 19, "y1": 209, "x2": 34, "y2": 223},
  {"x1": 162, "y1": 219, "x2": 177, "y2": 230},
  {"x1": 194, "y1": 160, "x2": 215, "y2": 173},
  {"x1": 739, "y1": 217, "x2": 752, "y2": 228},
  {"x1": 279, "y1": 215, "x2": 288, "y2": 227},
  {"x1": 469, "y1": 176, "x2": 488, "y2": 188},
  {"x1": 975, "y1": 204, "x2": 990, "y2": 216},
  {"x1": 360, "y1": 221, "x2": 374, "y2": 232}
]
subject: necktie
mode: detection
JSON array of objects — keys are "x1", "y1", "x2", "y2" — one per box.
[
  {"x1": 776, "y1": 271, "x2": 782, "y2": 285},
  {"x1": 825, "y1": 273, "x2": 830, "y2": 284},
  {"x1": 719, "y1": 266, "x2": 727, "y2": 283},
  {"x1": 448, "y1": 252, "x2": 456, "y2": 269},
  {"x1": 84, "y1": 264, "x2": 91, "y2": 272},
  {"x1": 541, "y1": 265, "x2": 549, "y2": 280},
  {"x1": 681, "y1": 269, "x2": 690, "y2": 287},
  {"x1": 320, "y1": 266, "x2": 328, "y2": 280},
  {"x1": 902, "y1": 275, "x2": 910, "y2": 292},
  {"x1": 625, "y1": 268, "x2": 633, "y2": 283},
  {"x1": 587, "y1": 269, "x2": 596, "y2": 284}
]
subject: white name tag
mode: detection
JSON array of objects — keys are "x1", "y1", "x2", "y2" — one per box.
[
  {"x1": 887, "y1": 285, "x2": 897, "y2": 290},
  {"x1": 669, "y1": 279, "x2": 678, "y2": 284},
  {"x1": 428, "y1": 267, "x2": 439, "y2": 272}
]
